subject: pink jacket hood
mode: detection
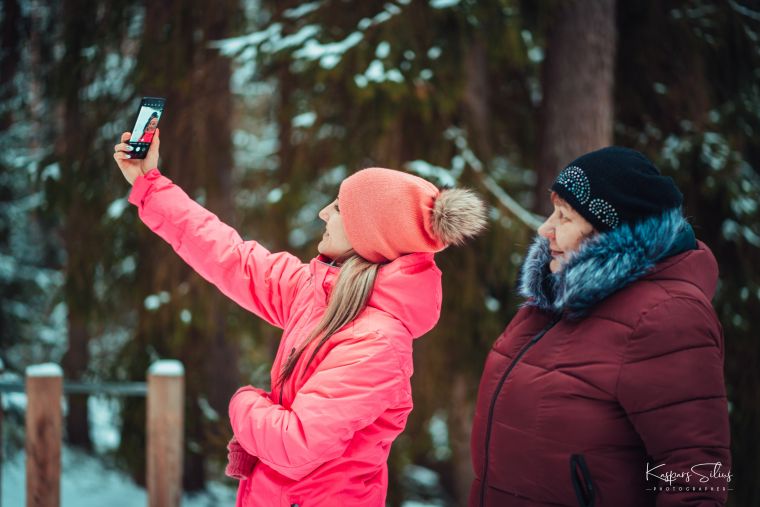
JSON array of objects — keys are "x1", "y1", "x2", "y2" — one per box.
[{"x1": 310, "y1": 252, "x2": 442, "y2": 339}]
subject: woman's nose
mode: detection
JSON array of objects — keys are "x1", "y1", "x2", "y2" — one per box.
[
  {"x1": 537, "y1": 218, "x2": 554, "y2": 239},
  {"x1": 318, "y1": 206, "x2": 329, "y2": 222}
]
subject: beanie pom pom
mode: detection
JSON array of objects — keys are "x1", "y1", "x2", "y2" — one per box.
[{"x1": 431, "y1": 188, "x2": 488, "y2": 246}]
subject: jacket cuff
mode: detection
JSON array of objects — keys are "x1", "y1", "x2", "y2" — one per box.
[
  {"x1": 128, "y1": 168, "x2": 163, "y2": 207},
  {"x1": 232, "y1": 385, "x2": 266, "y2": 398},
  {"x1": 229, "y1": 386, "x2": 270, "y2": 435}
]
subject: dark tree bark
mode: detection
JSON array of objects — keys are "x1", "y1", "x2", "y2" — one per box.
[
  {"x1": 61, "y1": 310, "x2": 92, "y2": 449},
  {"x1": 0, "y1": 0, "x2": 24, "y2": 354},
  {"x1": 117, "y1": 0, "x2": 242, "y2": 490},
  {"x1": 463, "y1": 38, "x2": 493, "y2": 161},
  {"x1": 0, "y1": 0, "x2": 22, "y2": 133},
  {"x1": 57, "y1": 0, "x2": 96, "y2": 451},
  {"x1": 439, "y1": 35, "x2": 493, "y2": 505},
  {"x1": 534, "y1": 0, "x2": 617, "y2": 216}
]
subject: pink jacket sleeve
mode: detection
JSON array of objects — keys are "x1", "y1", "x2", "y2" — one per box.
[
  {"x1": 228, "y1": 332, "x2": 408, "y2": 480},
  {"x1": 128, "y1": 168, "x2": 309, "y2": 329}
]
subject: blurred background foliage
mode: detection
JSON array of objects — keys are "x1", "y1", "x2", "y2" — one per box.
[{"x1": 1, "y1": 0, "x2": 758, "y2": 505}]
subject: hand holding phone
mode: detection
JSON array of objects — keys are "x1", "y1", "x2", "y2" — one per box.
[
  {"x1": 113, "y1": 97, "x2": 165, "y2": 185},
  {"x1": 113, "y1": 129, "x2": 160, "y2": 185},
  {"x1": 127, "y1": 97, "x2": 165, "y2": 159}
]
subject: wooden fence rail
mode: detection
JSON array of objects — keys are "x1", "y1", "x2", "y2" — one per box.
[{"x1": 0, "y1": 360, "x2": 184, "y2": 507}]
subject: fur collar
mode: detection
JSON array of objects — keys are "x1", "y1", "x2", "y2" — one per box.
[{"x1": 518, "y1": 208, "x2": 696, "y2": 318}]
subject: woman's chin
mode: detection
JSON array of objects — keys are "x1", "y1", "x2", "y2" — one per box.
[{"x1": 317, "y1": 244, "x2": 336, "y2": 261}]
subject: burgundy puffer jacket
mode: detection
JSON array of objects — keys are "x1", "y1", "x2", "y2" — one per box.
[{"x1": 471, "y1": 210, "x2": 731, "y2": 507}]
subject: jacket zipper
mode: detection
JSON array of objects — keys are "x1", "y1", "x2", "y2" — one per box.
[
  {"x1": 570, "y1": 453, "x2": 595, "y2": 507},
  {"x1": 478, "y1": 313, "x2": 562, "y2": 506}
]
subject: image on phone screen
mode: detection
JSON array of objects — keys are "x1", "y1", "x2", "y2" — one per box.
[{"x1": 128, "y1": 97, "x2": 165, "y2": 159}]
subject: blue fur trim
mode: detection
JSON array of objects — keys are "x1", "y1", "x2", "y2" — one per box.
[
  {"x1": 518, "y1": 208, "x2": 693, "y2": 318},
  {"x1": 518, "y1": 236, "x2": 554, "y2": 309}
]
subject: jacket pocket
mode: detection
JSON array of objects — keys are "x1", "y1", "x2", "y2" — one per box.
[{"x1": 569, "y1": 454, "x2": 595, "y2": 507}]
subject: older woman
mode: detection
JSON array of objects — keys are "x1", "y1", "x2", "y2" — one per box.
[{"x1": 470, "y1": 147, "x2": 731, "y2": 507}]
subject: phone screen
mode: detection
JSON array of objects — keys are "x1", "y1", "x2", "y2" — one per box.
[{"x1": 128, "y1": 97, "x2": 165, "y2": 158}]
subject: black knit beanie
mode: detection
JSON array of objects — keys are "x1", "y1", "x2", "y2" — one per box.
[{"x1": 550, "y1": 146, "x2": 683, "y2": 231}]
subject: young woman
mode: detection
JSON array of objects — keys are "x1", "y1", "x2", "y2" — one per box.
[
  {"x1": 113, "y1": 129, "x2": 487, "y2": 506},
  {"x1": 470, "y1": 147, "x2": 731, "y2": 507},
  {"x1": 138, "y1": 112, "x2": 159, "y2": 143}
]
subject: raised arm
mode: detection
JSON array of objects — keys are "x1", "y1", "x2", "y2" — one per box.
[{"x1": 128, "y1": 167, "x2": 309, "y2": 329}]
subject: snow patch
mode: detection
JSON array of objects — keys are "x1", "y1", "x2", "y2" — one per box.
[
  {"x1": 294, "y1": 31, "x2": 364, "y2": 69},
  {"x1": 106, "y1": 197, "x2": 129, "y2": 220},
  {"x1": 267, "y1": 187, "x2": 284, "y2": 203},
  {"x1": 430, "y1": 0, "x2": 460, "y2": 8},
  {"x1": 404, "y1": 464, "x2": 441, "y2": 489},
  {"x1": 148, "y1": 360, "x2": 184, "y2": 377},
  {"x1": 41, "y1": 162, "x2": 61, "y2": 181},
  {"x1": 292, "y1": 111, "x2": 317, "y2": 128},
  {"x1": 143, "y1": 291, "x2": 170, "y2": 311},
  {"x1": 89, "y1": 395, "x2": 121, "y2": 452},
  {"x1": 427, "y1": 46, "x2": 441, "y2": 60},
  {"x1": 406, "y1": 160, "x2": 456, "y2": 187},
  {"x1": 26, "y1": 363, "x2": 63, "y2": 377},
  {"x1": 284, "y1": 2, "x2": 322, "y2": 19},
  {"x1": 376, "y1": 41, "x2": 391, "y2": 59},
  {"x1": 428, "y1": 412, "x2": 451, "y2": 461}
]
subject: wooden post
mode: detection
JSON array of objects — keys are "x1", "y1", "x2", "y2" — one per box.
[
  {"x1": 146, "y1": 360, "x2": 184, "y2": 507},
  {"x1": 25, "y1": 363, "x2": 63, "y2": 507}
]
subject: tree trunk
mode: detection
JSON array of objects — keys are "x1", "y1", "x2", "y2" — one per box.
[
  {"x1": 534, "y1": 0, "x2": 617, "y2": 216},
  {"x1": 0, "y1": 0, "x2": 21, "y2": 133},
  {"x1": 61, "y1": 311, "x2": 92, "y2": 449},
  {"x1": 120, "y1": 0, "x2": 242, "y2": 491},
  {"x1": 463, "y1": 38, "x2": 493, "y2": 161},
  {"x1": 57, "y1": 0, "x2": 98, "y2": 451},
  {"x1": 448, "y1": 373, "x2": 475, "y2": 503}
]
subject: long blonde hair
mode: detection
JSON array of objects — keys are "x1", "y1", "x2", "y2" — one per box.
[
  {"x1": 276, "y1": 185, "x2": 489, "y2": 386},
  {"x1": 277, "y1": 252, "x2": 379, "y2": 386}
]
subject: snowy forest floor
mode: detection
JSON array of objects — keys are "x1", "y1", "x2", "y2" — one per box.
[
  {"x1": 1, "y1": 446, "x2": 442, "y2": 506},
  {"x1": 1, "y1": 374, "x2": 447, "y2": 506},
  {"x1": 1, "y1": 445, "x2": 237, "y2": 507}
]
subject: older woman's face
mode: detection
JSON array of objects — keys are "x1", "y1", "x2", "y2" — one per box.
[
  {"x1": 317, "y1": 198, "x2": 353, "y2": 263},
  {"x1": 537, "y1": 192, "x2": 595, "y2": 273}
]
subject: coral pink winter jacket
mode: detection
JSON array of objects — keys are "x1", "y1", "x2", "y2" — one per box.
[{"x1": 129, "y1": 168, "x2": 443, "y2": 507}]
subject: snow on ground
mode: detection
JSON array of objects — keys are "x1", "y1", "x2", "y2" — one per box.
[
  {"x1": 1, "y1": 385, "x2": 447, "y2": 505},
  {"x1": 1, "y1": 446, "x2": 238, "y2": 507},
  {"x1": 1, "y1": 376, "x2": 236, "y2": 506},
  {"x1": 1, "y1": 447, "x2": 445, "y2": 506}
]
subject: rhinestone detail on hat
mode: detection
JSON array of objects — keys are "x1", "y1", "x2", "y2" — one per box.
[
  {"x1": 556, "y1": 164, "x2": 621, "y2": 229},
  {"x1": 555, "y1": 165, "x2": 590, "y2": 204},
  {"x1": 589, "y1": 198, "x2": 620, "y2": 229}
]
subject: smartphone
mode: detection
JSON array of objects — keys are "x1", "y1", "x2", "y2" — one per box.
[{"x1": 127, "y1": 96, "x2": 166, "y2": 159}]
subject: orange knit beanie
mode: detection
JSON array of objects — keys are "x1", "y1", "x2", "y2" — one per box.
[{"x1": 338, "y1": 167, "x2": 487, "y2": 263}]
